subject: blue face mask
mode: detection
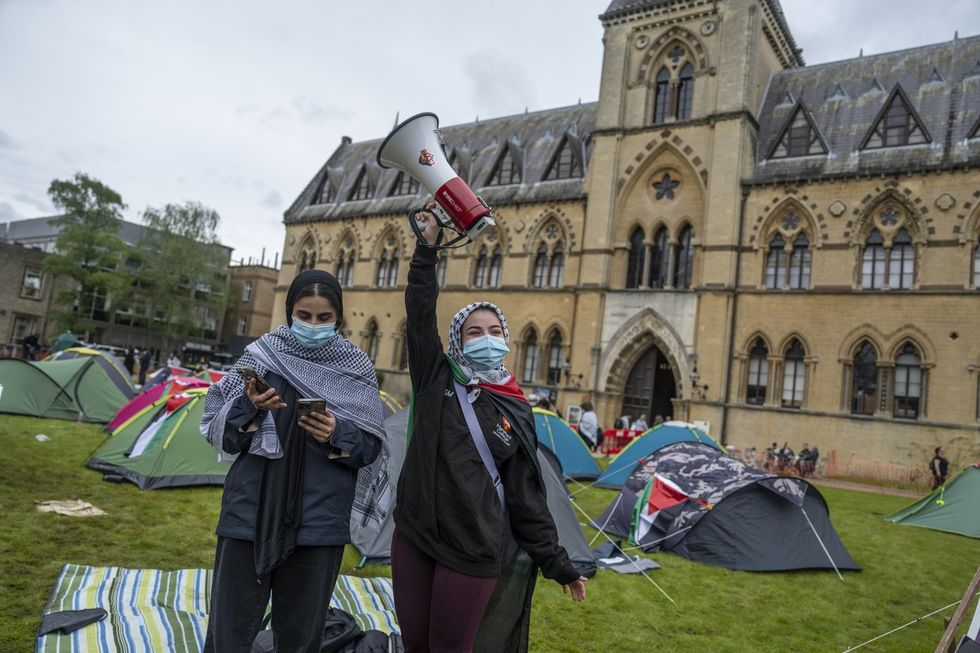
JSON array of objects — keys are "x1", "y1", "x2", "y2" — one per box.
[
  {"x1": 290, "y1": 318, "x2": 336, "y2": 348},
  {"x1": 462, "y1": 334, "x2": 509, "y2": 370}
]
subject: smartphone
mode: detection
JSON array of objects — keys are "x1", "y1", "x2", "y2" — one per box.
[
  {"x1": 296, "y1": 398, "x2": 326, "y2": 420},
  {"x1": 237, "y1": 366, "x2": 271, "y2": 394}
]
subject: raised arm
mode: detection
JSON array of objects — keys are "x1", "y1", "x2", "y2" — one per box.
[{"x1": 404, "y1": 209, "x2": 446, "y2": 392}]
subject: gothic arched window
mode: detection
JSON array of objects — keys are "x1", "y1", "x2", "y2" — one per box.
[
  {"x1": 548, "y1": 242, "x2": 565, "y2": 288},
  {"x1": 376, "y1": 252, "x2": 389, "y2": 288},
  {"x1": 366, "y1": 320, "x2": 380, "y2": 363},
  {"x1": 673, "y1": 225, "x2": 694, "y2": 289},
  {"x1": 788, "y1": 233, "x2": 811, "y2": 289},
  {"x1": 850, "y1": 340, "x2": 878, "y2": 415},
  {"x1": 888, "y1": 228, "x2": 914, "y2": 290},
  {"x1": 546, "y1": 330, "x2": 564, "y2": 386},
  {"x1": 894, "y1": 343, "x2": 922, "y2": 419},
  {"x1": 473, "y1": 246, "x2": 489, "y2": 288},
  {"x1": 436, "y1": 253, "x2": 448, "y2": 288},
  {"x1": 532, "y1": 243, "x2": 549, "y2": 288},
  {"x1": 781, "y1": 339, "x2": 806, "y2": 409},
  {"x1": 765, "y1": 234, "x2": 786, "y2": 289},
  {"x1": 626, "y1": 228, "x2": 645, "y2": 289},
  {"x1": 676, "y1": 63, "x2": 694, "y2": 120},
  {"x1": 488, "y1": 247, "x2": 502, "y2": 288},
  {"x1": 386, "y1": 254, "x2": 399, "y2": 287},
  {"x1": 746, "y1": 338, "x2": 769, "y2": 405},
  {"x1": 861, "y1": 230, "x2": 886, "y2": 289},
  {"x1": 649, "y1": 227, "x2": 670, "y2": 288},
  {"x1": 653, "y1": 67, "x2": 670, "y2": 125},
  {"x1": 522, "y1": 329, "x2": 539, "y2": 384}
]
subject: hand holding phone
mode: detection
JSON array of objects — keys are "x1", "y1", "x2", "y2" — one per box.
[
  {"x1": 237, "y1": 367, "x2": 271, "y2": 393},
  {"x1": 238, "y1": 367, "x2": 286, "y2": 410},
  {"x1": 297, "y1": 398, "x2": 335, "y2": 443}
]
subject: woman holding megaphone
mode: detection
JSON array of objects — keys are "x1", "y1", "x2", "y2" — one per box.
[{"x1": 391, "y1": 205, "x2": 587, "y2": 653}]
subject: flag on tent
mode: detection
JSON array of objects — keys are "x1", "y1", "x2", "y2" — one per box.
[{"x1": 632, "y1": 474, "x2": 690, "y2": 544}]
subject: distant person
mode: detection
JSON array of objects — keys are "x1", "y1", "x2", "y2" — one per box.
[
  {"x1": 930, "y1": 447, "x2": 949, "y2": 490},
  {"x1": 123, "y1": 347, "x2": 136, "y2": 375},
  {"x1": 653, "y1": 414, "x2": 664, "y2": 426},
  {"x1": 22, "y1": 333, "x2": 40, "y2": 360},
  {"x1": 536, "y1": 396, "x2": 553, "y2": 412},
  {"x1": 777, "y1": 441, "x2": 794, "y2": 472},
  {"x1": 138, "y1": 349, "x2": 153, "y2": 385},
  {"x1": 796, "y1": 443, "x2": 811, "y2": 477},
  {"x1": 166, "y1": 351, "x2": 182, "y2": 368},
  {"x1": 633, "y1": 414, "x2": 649, "y2": 431},
  {"x1": 578, "y1": 401, "x2": 600, "y2": 452},
  {"x1": 765, "y1": 442, "x2": 778, "y2": 471},
  {"x1": 617, "y1": 415, "x2": 631, "y2": 430}
]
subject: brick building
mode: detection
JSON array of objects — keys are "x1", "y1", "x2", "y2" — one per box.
[{"x1": 270, "y1": 0, "x2": 980, "y2": 471}]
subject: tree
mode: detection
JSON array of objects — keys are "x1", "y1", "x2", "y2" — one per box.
[
  {"x1": 42, "y1": 173, "x2": 131, "y2": 337},
  {"x1": 138, "y1": 202, "x2": 229, "y2": 351}
]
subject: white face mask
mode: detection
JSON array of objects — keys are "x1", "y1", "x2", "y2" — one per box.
[{"x1": 290, "y1": 318, "x2": 337, "y2": 348}]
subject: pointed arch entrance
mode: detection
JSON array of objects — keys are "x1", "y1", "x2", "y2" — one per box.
[{"x1": 622, "y1": 344, "x2": 677, "y2": 422}]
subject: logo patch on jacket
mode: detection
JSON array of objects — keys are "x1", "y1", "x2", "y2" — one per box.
[{"x1": 492, "y1": 417, "x2": 512, "y2": 446}]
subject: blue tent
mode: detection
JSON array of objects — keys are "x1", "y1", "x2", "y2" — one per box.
[
  {"x1": 595, "y1": 421, "x2": 723, "y2": 488},
  {"x1": 533, "y1": 408, "x2": 601, "y2": 480}
]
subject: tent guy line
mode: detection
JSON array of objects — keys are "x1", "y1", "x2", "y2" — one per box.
[
  {"x1": 801, "y1": 506, "x2": 845, "y2": 581},
  {"x1": 839, "y1": 592, "x2": 978, "y2": 653}
]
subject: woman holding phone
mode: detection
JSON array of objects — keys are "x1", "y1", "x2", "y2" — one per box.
[
  {"x1": 200, "y1": 270, "x2": 388, "y2": 653},
  {"x1": 392, "y1": 207, "x2": 586, "y2": 653}
]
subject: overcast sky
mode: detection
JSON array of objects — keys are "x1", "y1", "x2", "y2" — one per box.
[{"x1": 1, "y1": 0, "x2": 977, "y2": 264}]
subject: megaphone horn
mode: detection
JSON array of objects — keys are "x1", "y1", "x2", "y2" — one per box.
[{"x1": 377, "y1": 112, "x2": 495, "y2": 249}]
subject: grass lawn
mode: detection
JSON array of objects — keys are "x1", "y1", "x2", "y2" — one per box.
[{"x1": 1, "y1": 414, "x2": 977, "y2": 652}]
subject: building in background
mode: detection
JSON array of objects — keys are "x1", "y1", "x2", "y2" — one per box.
[
  {"x1": 222, "y1": 260, "x2": 280, "y2": 357},
  {"x1": 1, "y1": 215, "x2": 233, "y2": 357},
  {"x1": 0, "y1": 240, "x2": 73, "y2": 356},
  {"x1": 273, "y1": 0, "x2": 980, "y2": 471}
]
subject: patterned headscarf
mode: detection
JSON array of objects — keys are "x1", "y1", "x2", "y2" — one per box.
[{"x1": 447, "y1": 301, "x2": 512, "y2": 385}]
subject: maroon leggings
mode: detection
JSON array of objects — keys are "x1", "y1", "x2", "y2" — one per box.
[{"x1": 391, "y1": 529, "x2": 497, "y2": 653}]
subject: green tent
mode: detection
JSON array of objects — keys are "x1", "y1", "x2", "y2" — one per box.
[
  {"x1": 87, "y1": 387, "x2": 228, "y2": 489},
  {"x1": 0, "y1": 357, "x2": 132, "y2": 423},
  {"x1": 886, "y1": 464, "x2": 980, "y2": 538}
]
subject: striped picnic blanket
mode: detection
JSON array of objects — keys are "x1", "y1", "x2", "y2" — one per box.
[{"x1": 37, "y1": 564, "x2": 399, "y2": 653}]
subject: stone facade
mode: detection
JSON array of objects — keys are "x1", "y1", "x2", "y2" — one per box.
[
  {"x1": 222, "y1": 263, "x2": 281, "y2": 356},
  {"x1": 272, "y1": 0, "x2": 980, "y2": 470},
  {"x1": 0, "y1": 241, "x2": 65, "y2": 354}
]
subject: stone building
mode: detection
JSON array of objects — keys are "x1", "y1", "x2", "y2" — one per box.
[
  {"x1": 222, "y1": 262, "x2": 281, "y2": 356},
  {"x1": 272, "y1": 0, "x2": 980, "y2": 470},
  {"x1": 0, "y1": 240, "x2": 72, "y2": 355}
]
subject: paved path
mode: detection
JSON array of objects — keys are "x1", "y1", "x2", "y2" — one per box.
[{"x1": 811, "y1": 478, "x2": 925, "y2": 499}]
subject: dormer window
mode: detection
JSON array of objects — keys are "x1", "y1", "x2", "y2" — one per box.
[
  {"x1": 769, "y1": 103, "x2": 828, "y2": 158},
  {"x1": 389, "y1": 171, "x2": 419, "y2": 197},
  {"x1": 487, "y1": 147, "x2": 521, "y2": 186},
  {"x1": 544, "y1": 137, "x2": 582, "y2": 181},
  {"x1": 348, "y1": 167, "x2": 375, "y2": 201},
  {"x1": 861, "y1": 86, "x2": 930, "y2": 149}
]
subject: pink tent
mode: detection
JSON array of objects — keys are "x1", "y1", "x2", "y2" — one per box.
[{"x1": 106, "y1": 376, "x2": 211, "y2": 433}]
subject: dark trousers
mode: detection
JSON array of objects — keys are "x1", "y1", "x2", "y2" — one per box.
[
  {"x1": 204, "y1": 536, "x2": 344, "y2": 653},
  {"x1": 391, "y1": 528, "x2": 497, "y2": 653}
]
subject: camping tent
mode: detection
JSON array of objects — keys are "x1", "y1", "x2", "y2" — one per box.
[
  {"x1": 106, "y1": 376, "x2": 211, "y2": 433},
  {"x1": 87, "y1": 387, "x2": 227, "y2": 489},
  {"x1": 142, "y1": 366, "x2": 192, "y2": 391},
  {"x1": 352, "y1": 408, "x2": 596, "y2": 577},
  {"x1": 533, "y1": 408, "x2": 600, "y2": 479},
  {"x1": 596, "y1": 441, "x2": 860, "y2": 572},
  {"x1": 595, "y1": 421, "x2": 723, "y2": 488},
  {"x1": 886, "y1": 464, "x2": 980, "y2": 538},
  {"x1": 43, "y1": 347, "x2": 135, "y2": 398},
  {"x1": 0, "y1": 357, "x2": 134, "y2": 423}
]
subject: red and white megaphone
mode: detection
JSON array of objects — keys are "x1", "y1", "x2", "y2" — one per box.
[{"x1": 377, "y1": 112, "x2": 496, "y2": 249}]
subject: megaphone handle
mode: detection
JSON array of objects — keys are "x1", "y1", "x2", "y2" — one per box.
[{"x1": 408, "y1": 208, "x2": 444, "y2": 248}]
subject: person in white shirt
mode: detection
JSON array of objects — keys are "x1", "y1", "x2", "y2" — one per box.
[
  {"x1": 578, "y1": 402, "x2": 599, "y2": 452},
  {"x1": 632, "y1": 414, "x2": 649, "y2": 431}
]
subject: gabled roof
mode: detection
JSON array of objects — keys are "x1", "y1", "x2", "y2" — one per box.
[
  {"x1": 754, "y1": 34, "x2": 980, "y2": 183},
  {"x1": 284, "y1": 103, "x2": 595, "y2": 224}
]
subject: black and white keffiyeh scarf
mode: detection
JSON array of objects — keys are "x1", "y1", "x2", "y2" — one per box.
[
  {"x1": 447, "y1": 301, "x2": 513, "y2": 385},
  {"x1": 201, "y1": 324, "x2": 391, "y2": 534}
]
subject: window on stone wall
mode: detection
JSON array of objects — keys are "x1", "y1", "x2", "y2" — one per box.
[
  {"x1": 626, "y1": 228, "x2": 645, "y2": 289},
  {"x1": 487, "y1": 147, "x2": 521, "y2": 186},
  {"x1": 319, "y1": 178, "x2": 335, "y2": 204},
  {"x1": 862, "y1": 87, "x2": 929, "y2": 149},
  {"x1": 676, "y1": 63, "x2": 694, "y2": 121},
  {"x1": 532, "y1": 243, "x2": 549, "y2": 288},
  {"x1": 781, "y1": 339, "x2": 806, "y2": 408},
  {"x1": 765, "y1": 234, "x2": 786, "y2": 289},
  {"x1": 544, "y1": 137, "x2": 582, "y2": 180},
  {"x1": 546, "y1": 330, "x2": 564, "y2": 386},
  {"x1": 336, "y1": 257, "x2": 348, "y2": 288},
  {"x1": 673, "y1": 225, "x2": 694, "y2": 289},
  {"x1": 788, "y1": 233, "x2": 811, "y2": 289},
  {"x1": 888, "y1": 228, "x2": 915, "y2": 289},
  {"x1": 974, "y1": 243, "x2": 980, "y2": 288},
  {"x1": 650, "y1": 227, "x2": 670, "y2": 288},
  {"x1": 488, "y1": 247, "x2": 502, "y2": 288},
  {"x1": 376, "y1": 253, "x2": 389, "y2": 288},
  {"x1": 397, "y1": 324, "x2": 409, "y2": 370},
  {"x1": 893, "y1": 343, "x2": 922, "y2": 419},
  {"x1": 746, "y1": 339, "x2": 769, "y2": 405},
  {"x1": 850, "y1": 340, "x2": 878, "y2": 415},
  {"x1": 653, "y1": 67, "x2": 670, "y2": 125},
  {"x1": 861, "y1": 230, "x2": 886, "y2": 289},
  {"x1": 386, "y1": 254, "x2": 399, "y2": 288},
  {"x1": 473, "y1": 246, "x2": 488, "y2": 288},
  {"x1": 522, "y1": 329, "x2": 539, "y2": 384},
  {"x1": 20, "y1": 267, "x2": 42, "y2": 299},
  {"x1": 348, "y1": 167, "x2": 375, "y2": 201},
  {"x1": 237, "y1": 316, "x2": 247, "y2": 336},
  {"x1": 366, "y1": 320, "x2": 380, "y2": 363},
  {"x1": 548, "y1": 242, "x2": 565, "y2": 288},
  {"x1": 297, "y1": 248, "x2": 316, "y2": 274},
  {"x1": 241, "y1": 281, "x2": 253, "y2": 302}
]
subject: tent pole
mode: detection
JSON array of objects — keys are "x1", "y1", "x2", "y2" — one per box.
[
  {"x1": 801, "y1": 507, "x2": 844, "y2": 582},
  {"x1": 568, "y1": 498, "x2": 676, "y2": 604}
]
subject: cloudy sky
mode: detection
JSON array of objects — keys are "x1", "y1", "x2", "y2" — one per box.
[{"x1": 1, "y1": 0, "x2": 977, "y2": 263}]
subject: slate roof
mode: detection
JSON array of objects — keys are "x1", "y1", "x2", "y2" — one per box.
[
  {"x1": 283, "y1": 103, "x2": 596, "y2": 224},
  {"x1": 754, "y1": 34, "x2": 980, "y2": 183}
]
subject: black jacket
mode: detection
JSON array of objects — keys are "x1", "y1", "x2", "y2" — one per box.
[
  {"x1": 215, "y1": 371, "x2": 380, "y2": 546},
  {"x1": 393, "y1": 244, "x2": 579, "y2": 585}
]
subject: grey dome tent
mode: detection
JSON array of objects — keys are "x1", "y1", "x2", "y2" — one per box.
[
  {"x1": 352, "y1": 408, "x2": 595, "y2": 576},
  {"x1": 596, "y1": 441, "x2": 860, "y2": 573}
]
